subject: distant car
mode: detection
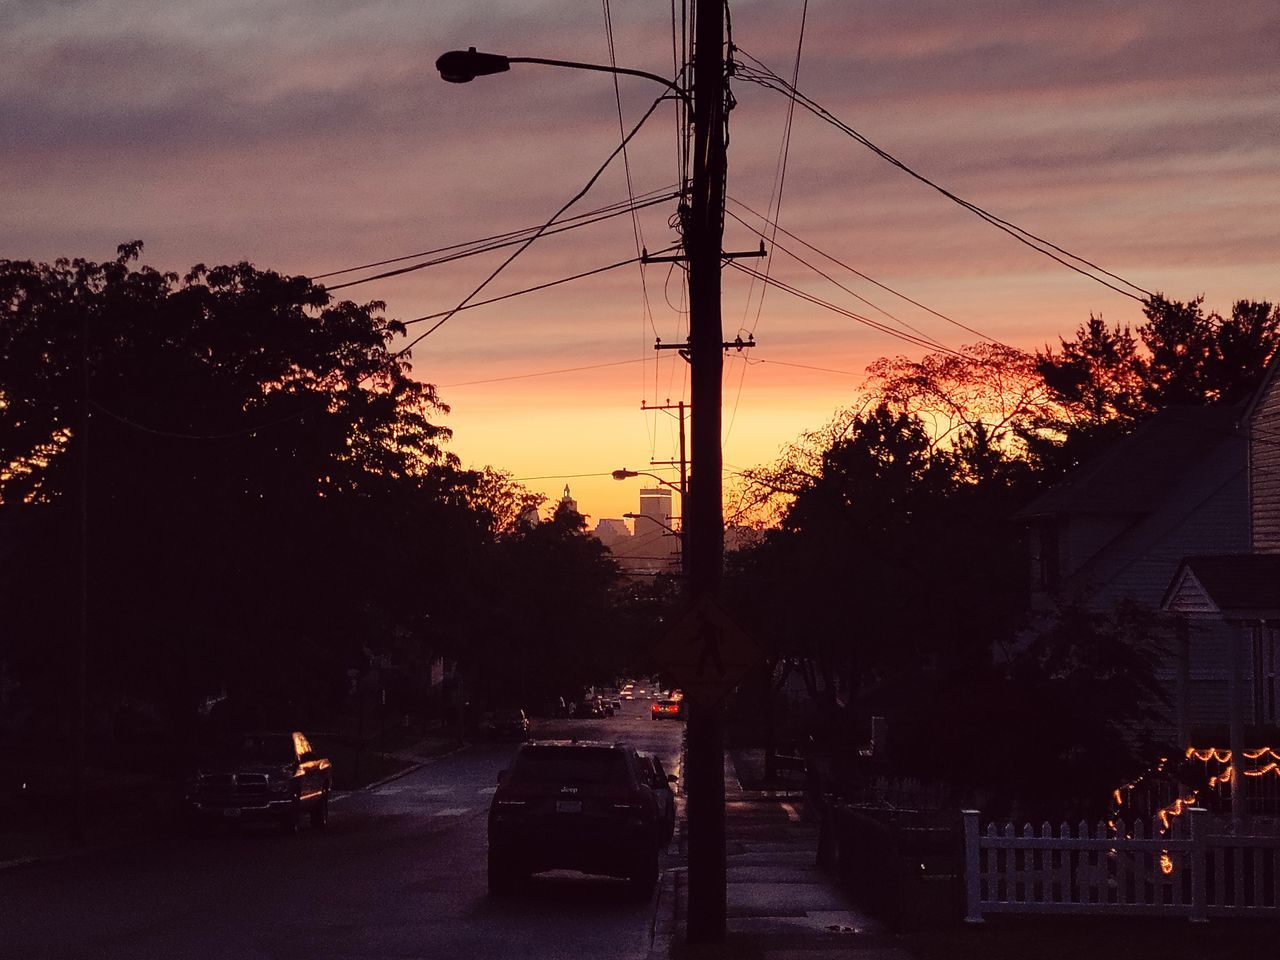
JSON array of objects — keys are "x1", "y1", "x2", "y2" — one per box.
[
  {"x1": 487, "y1": 740, "x2": 664, "y2": 897},
  {"x1": 185, "y1": 731, "x2": 331, "y2": 832},
  {"x1": 619, "y1": 686, "x2": 634, "y2": 701},
  {"x1": 571, "y1": 698, "x2": 604, "y2": 719},
  {"x1": 651, "y1": 699, "x2": 683, "y2": 721},
  {"x1": 608, "y1": 697, "x2": 623, "y2": 714},
  {"x1": 485, "y1": 708, "x2": 531, "y2": 740},
  {"x1": 639, "y1": 754, "x2": 677, "y2": 842}
]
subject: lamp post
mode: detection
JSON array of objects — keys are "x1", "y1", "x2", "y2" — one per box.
[{"x1": 437, "y1": 17, "x2": 728, "y2": 938}]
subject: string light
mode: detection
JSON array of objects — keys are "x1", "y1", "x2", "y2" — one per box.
[{"x1": 1186, "y1": 746, "x2": 1280, "y2": 764}]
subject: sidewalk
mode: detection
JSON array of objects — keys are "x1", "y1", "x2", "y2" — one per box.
[{"x1": 653, "y1": 750, "x2": 915, "y2": 960}]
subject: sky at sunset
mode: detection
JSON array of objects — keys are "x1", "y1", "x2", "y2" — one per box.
[{"x1": 4, "y1": 1, "x2": 1278, "y2": 522}]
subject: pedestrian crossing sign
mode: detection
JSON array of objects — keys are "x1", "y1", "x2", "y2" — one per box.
[{"x1": 652, "y1": 595, "x2": 762, "y2": 701}]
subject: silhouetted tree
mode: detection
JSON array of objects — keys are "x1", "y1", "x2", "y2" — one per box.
[
  {"x1": 0, "y1": 243, "x2": 487, "y2": 737},
  {"x1": 1032, "y1": 296, "x2": 1280, "y2": 474}
]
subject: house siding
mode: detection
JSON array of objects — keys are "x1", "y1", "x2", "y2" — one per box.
[
  {"x1": 1090, "y1": 472, "x2": 1248, "y2": 610},
  {"x1": 1251, "y1": 373, "x2": 1280, "y2": 552}
]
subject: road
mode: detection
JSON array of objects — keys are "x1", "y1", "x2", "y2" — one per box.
[{"x1": 0, "y1": 699, "x2": 684, "y2": 960}]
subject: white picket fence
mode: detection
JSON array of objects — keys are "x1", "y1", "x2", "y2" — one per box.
[{"x1": 963, "y1": 808, "x2": 1280, "y2": 922}]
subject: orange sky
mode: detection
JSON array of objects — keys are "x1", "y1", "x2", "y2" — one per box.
[{"x1": 4, "y1": 1, "x2": 1278, "y2": 522}]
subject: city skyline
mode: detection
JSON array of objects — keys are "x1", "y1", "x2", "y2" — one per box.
[{"x1": 3, "y1": 1, "x2": 1277, "y2": 518}]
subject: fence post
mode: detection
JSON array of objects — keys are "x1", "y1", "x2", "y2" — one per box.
[
  {"x1": 1188, "y1": 806, "x2": 1208, "y2": 923},
  {"x1": 963, "y1": 809, "x2": 984, "y2": 923}
]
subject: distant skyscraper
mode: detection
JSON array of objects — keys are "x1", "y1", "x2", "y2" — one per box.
[
  {"x1": 636, "y1": 487, "x2": 677, "y2": 560},
  {"x1": 593, "y1": 517, "x2": 632, "y2": 548}
]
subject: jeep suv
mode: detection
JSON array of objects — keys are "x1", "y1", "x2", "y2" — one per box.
[
  {"x1": 185, "y1": 731, "x2": 332, "y2": 832},
  {"x1": 488, "y1": 741, "x2": 662, "y2": 897}
]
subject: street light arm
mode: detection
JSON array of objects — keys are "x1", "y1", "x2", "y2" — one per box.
[
  {"x1": 507, "y1": 57, "x2": 690, "y2": 106},
  {"x1": 612, "y1": 467, "x2": 684, "y2": 495},
  {"x1": 436, "y1": 48, "x2": 690, "y2": 107},
  {"x1": 623, "y1": 512, "x2": 680, "y2": 537}
]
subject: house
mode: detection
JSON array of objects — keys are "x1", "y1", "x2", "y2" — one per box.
[
  {"x1": 1015, "y1": 405, "x2": 1250, "y2": 741},
  {"x1": 1158, "y1": 354, "x2": 1280, "y2": 740}
]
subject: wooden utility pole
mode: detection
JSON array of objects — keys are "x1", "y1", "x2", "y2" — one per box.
[
  {"x1": 644, "y1": 399, "x2": 689, "y2": 578},
  {"x1": 684, "y1": 0, "x2": 728, "y2": 941}
]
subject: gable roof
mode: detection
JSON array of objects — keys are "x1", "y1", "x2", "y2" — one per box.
[
  {"x1": 1015, "y1": 406, "x2": 1243, "y2": 520},
  {"x1": 1163, "y1": 554, "x2": 1280, "y2": 619},
  {"x1": 1241, "y1": 346, "x2": 1280, "y2": 426}
]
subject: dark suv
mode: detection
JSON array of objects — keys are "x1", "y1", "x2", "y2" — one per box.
[
  {"x1": 185, "y1": 731, "x2": 332, "y2": 832},
  {"x1": 488, "y1": 741, "x2": 662, "y2": 897}
]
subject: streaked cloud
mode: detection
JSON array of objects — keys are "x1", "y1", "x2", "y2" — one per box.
[{"x1": 3, "y1": 0, "x2": 1278, "y2": 518}]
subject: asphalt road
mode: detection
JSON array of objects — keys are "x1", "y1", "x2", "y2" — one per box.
[{"x1": 0, "y1": 699, "x2": 684, "y2": 960}]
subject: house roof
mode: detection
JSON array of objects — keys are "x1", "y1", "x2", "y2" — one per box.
[
  {"x1": 1014, "y1": 406, "x2": 1243, "y2": 520},
  {"x1": 1163, "y1": 554, "x2": 1280, "y2": 619},
  {"x1": 1241, "y1": 346, "x2": 1280, "y2": 426}
]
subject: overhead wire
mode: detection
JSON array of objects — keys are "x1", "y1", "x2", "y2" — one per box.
[
  {"x1": 727, "y1": 196, "x2": 1005, "y2": 346},
  {"x1": 441, "y1": 358, "x2": 646, "y2": 389},
  {"x1": 93, "y1": 91, "x2": 678, "y2": 441},
  {"x1": 727, "y1": 260, "x2": 969, "y2": 358},
  {"x1": 396, "y1": 90, "x2": 676, "y2": 357},
  {"x1": 732, "y1": 50, "x2": 1154, "y2": 303},
  {"x1": 320, "y1": 191, "x2": 677, "y2": 292},
  {"x1": 309, "y1": 186, "x2": 676, "y2": 282},
  {"x1": 725, "y1": 208, "x2": 953, "y2": 352},
  {"x1": 603, "y1": 0, "x2": 661, "y2": 460},
  {"x1": 398, "y1": 249, "x2": 676, "y2": 327},
  {"x1": 725, "y1": 0, "x2": 808, "y2": 448}
]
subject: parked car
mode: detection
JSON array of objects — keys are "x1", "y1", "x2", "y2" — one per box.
[
  {"x1": 571, "y1": 698, "x2": 604, "y2": 719},
  {"x1": 481, "y1": 708, "x2": 531, "y2": 740},
  {"x1": 639, "y1": 754, "x2": 677, "y2": 842},
  {"x1": 184, "y1": 731, "x2": 331, "y2": 832},
  {"x1": 487, "y1": 740, "x2": 663, "y2": 897},
  {"x1": 651, "y1": 699, "x2": 683, "y2": 721}
]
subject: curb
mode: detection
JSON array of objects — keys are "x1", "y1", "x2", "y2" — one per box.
[{"x1": 331, "y1": 743, "x2": 472, "y2": 802}]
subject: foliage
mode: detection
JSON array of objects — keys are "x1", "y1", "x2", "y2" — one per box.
[
  {"x1": 0, "y1": 244, "x2": 641, "y2": 743},
  {"x1": 892, "y1": 599, "x2": 1170, "y2": 819},
  {"x1": 1031, "y1": 296, "x2": 1279, "y2": 473},
  {"x1": 461, "y1": 507, "x2": 624, "y2": 708},
  {"x1": 726, "y1": 403, "x2": 1027, "y2": 730}
]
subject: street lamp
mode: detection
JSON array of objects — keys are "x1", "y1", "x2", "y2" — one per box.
[{"x1": 611, "y1": 467, "x2": 684, "y2": 496}]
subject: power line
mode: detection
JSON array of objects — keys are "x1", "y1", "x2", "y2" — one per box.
[
  {"x1": 733, "y1": 51, "x2": 1154, "y2": 303},
  {"x1": 92, "y1": 94, "x2": 677, "y2": 442},
  {"x1": 725, "y1": 0, "x2": 809, "y2": 451},
  {"x1": 441, "y1": 358, "x2": 645, "y2": 388},
  {"x1": 395, "y1": 91, "x2": 675, "y2": 357},
  {"x1": 309, "y1": 187, "x2": 676, "y2": 281},
  {"x1": 512, "y1": 471, "x2": 619, "y2": 481},
  {"x1": 726, "y1": 208, "x2": 952, "y2": 352},
  {"x1": 400, "y1": 250, "x2": 673, "y2": 327},
  {"x1": 727, "y1": 260, "x2": 968, "y2": 358},
  {"x1": 727, "y1": 197, "x2": 1003, "y2": 348},
  {"x1": 321, "y1": 192, "x2": 677, "y2": 292}
]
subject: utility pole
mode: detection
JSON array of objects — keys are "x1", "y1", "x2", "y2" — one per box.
[
  {"x1": 643, "y1": 399, "x2": 688, "y2": 507},
  {"x1": 71, "y1": 307, "x2": 91, "y2": 844},
  {"x1": 643, "y1": 399, "x2": 688, "y2": 579},
  {"x1": 684, "y1": 0, "x2": 728, "y2": 942}
]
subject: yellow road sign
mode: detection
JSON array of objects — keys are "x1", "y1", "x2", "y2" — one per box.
[{"x1": 653, "y1": 596, "x2": 762, "y2": 700}]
